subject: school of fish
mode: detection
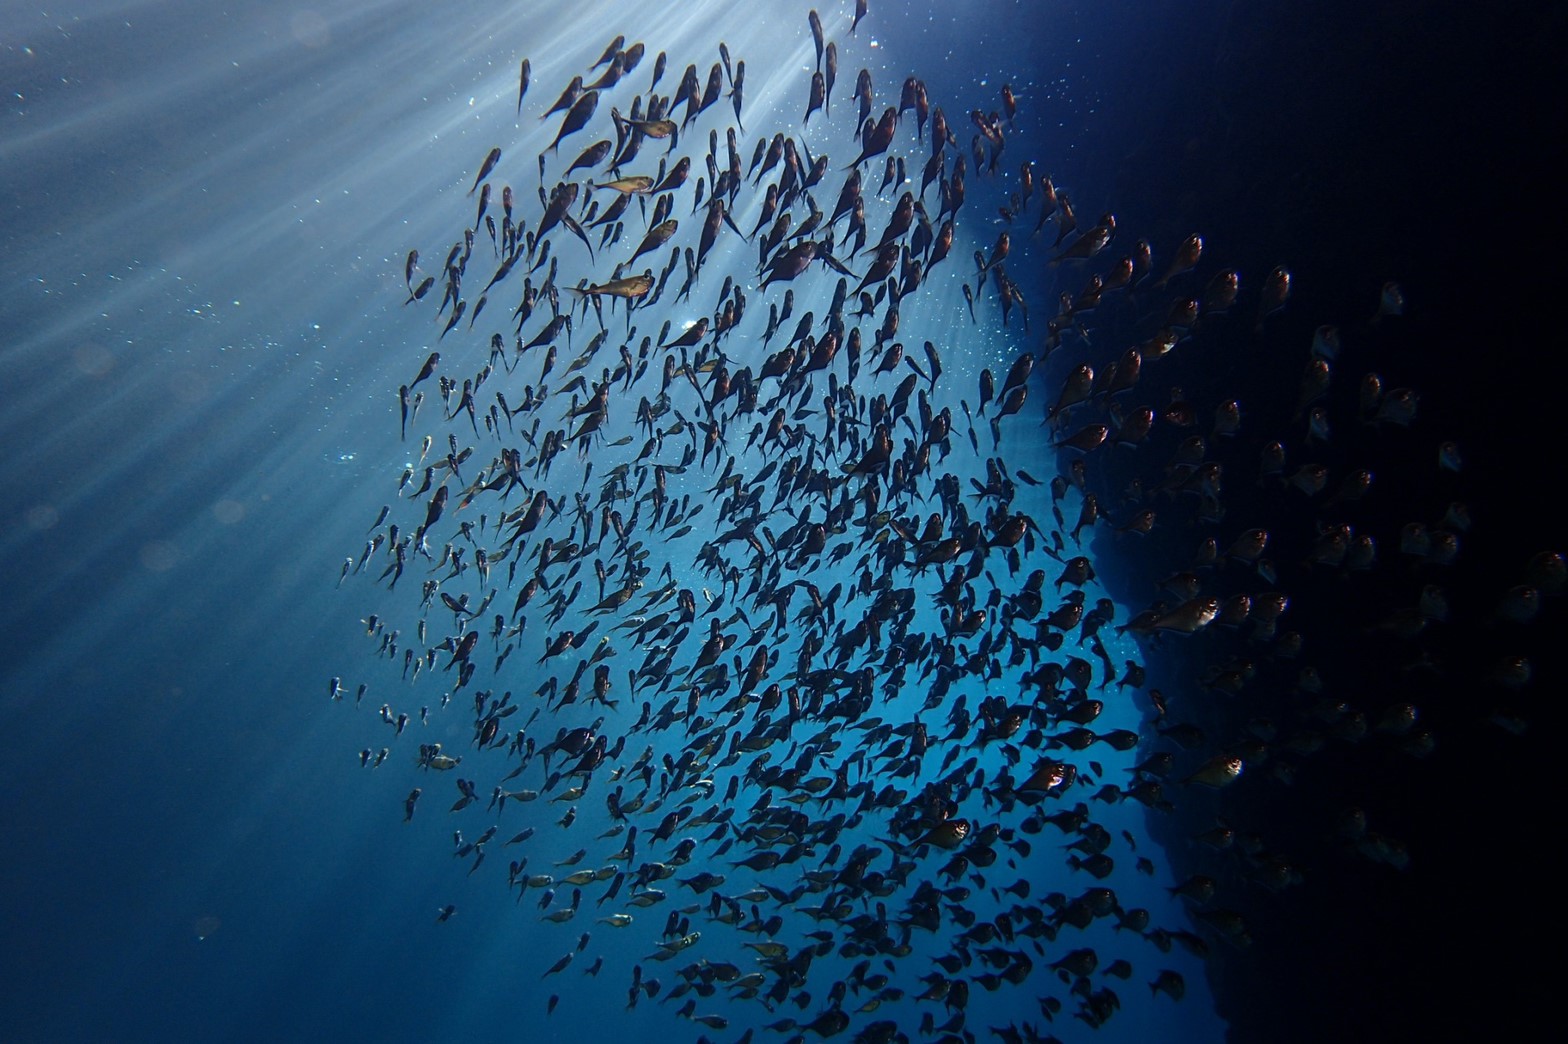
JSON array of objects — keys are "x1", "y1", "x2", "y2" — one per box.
[{"x1": 332, "y1": 5, "x2": 1557, "y2": 1041}]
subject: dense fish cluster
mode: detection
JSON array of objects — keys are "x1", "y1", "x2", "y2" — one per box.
[{"x1": 332, "y1": 5, "x2": 1554, "y2": 1041}]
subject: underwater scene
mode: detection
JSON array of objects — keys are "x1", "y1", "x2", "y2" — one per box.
[{"x1": 2, "y1": 2, "x2": 1560, "y2": 1042}]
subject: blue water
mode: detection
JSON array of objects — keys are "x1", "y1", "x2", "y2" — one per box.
[{"x1": 2, "y1": 2, "x2": 1559, "y2": 1042}]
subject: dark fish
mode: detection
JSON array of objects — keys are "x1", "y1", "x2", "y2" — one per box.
[
  {"x1": 672, "y1": 63, "x2": 701, "y2": 121},
  {"x1": 547, "y1": 91, "x2": 599, "y2": 155},
  {"x1": 469, "y1": 147, "x2": 501, "y2": 195},
  {"x1": 922, "y1": 340, "x2": 943, "y2": 386},
  {"x1": 1153, "y1": 233, "x2": 1203, "y2": 289},
  {"x1": 410, "y1": 352, "x2": 439, "y2": 390},
  {"x1": 584, "y1": 52, "x2": 625, "y2": 93},
  {"x1": 824, "y1": 42, "x2": 837, "y2": 115},
  {"x1": 563, "y1": 139, "x2": 612, "y2": 177},
  {"x1": 849, "y1": 69, "x2": 873, "y2": 136},
  {"x1": 628, "y1": 220, "x2": 678, "y2": 266},
  {"x1": 846, "y1": 107, "x2": 897, "y2": 169},
  {"x1": 516, "y1": 58, "x2": 530, "y2": 113},
  {"x1": 1000, "y1": 353, "x2": 1032, "y2": 397},
  {"x1": 804, "y1": 71, "x2": 825, "y2": 126},
  {"x1": 650, "y1": 156, "x2": 691, "y2": 195},
  {"x1": 729, "y1": 60, "x2": 746, "y2": 129},
  {"x1": 697, "y1": 62, "x2": 723, "y2": 117},
  {"x1": 474, "y1": 183, "x2": 491, "y2": 228},
  {"x1": 620, "y1": 42, "x2": 645, "y2": 75},
  {"x1": 535, "y1": 181, "x2": 580, "y2": 244},
  {"x1": 996, "y1": 385, "x2": 1027, "y2": 418},
  {"x1": 590, "y1": 35, "x2": 624, "y2": 70},
  {"x1": 541, "y1": 76, "x2": 583, "y2": 121},
  {"x1": 404, "y1": 276, "x2": 434, "y2": 305}
]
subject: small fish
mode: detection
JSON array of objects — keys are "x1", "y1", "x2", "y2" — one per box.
[
  {"x1": 623, "y1": 116, "x2": 677, "y2": 139},
  {"x1": 567, "y1": 273, "x2": 655, "y2": 300},
  {"x1": 547, "y1": 91, "x2": 599, "y2": 155},
  {"x1": 627, "y1": 219, "x2": 678, "y2": 265},
  {"x1": 1183, "y1": 755, "x2": 1244, "y2": 788},
  {"x1": 590, "y1": 176, "x2": 655, "y2": 195},
  {"x1": 1152, "y1": 233, "x2": 1202, "y2": 288},
  {"x1": 1150, "y1": 970, "x2": 1186, "y2": 1001},
  {"x1": 404, "y1": 276, "x2": 433, "y2": 305},
  {"x1": 469, "y1": 147, "x2": 501, "y2": 195},
  {"x1": 563, "y1": 139, "x2": 613, "y2": 177},
  {"x1": 409, "y1": 352, "x2": 439, "y2": 390},
  {"x1": 589, "y1": 34, "x2": 624, "y2": 70},
  {"x1": 804, "y1": 71, "x2": 825, "y2": 126}
]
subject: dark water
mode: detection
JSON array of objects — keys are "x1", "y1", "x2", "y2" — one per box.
[{"x1": 1, "y1": 2, "x2": 1560, "y2": 1042}]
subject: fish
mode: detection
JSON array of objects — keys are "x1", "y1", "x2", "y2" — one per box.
[
  {"x1": 567, "y1": 273, "x2": 654, "y2": 301},
  {"x1": 650, "y1": 156, "x2": 691, "y2": 195},
  {"x1": 469, "y1": 147, "x2": 501, "y2": 195},
  {"x1": 403, "y1": 276, "x2": 434, "y2": 305},
  {"x1": 547, "y1": 91, "x2": 599, "y2": 155},
  {"x1": 541, "y1": 76, "x2": 584, "y2": 121},
  {"x1": 846, "y1": 107, "x2": 898, "y2": 169},
  {"x1": 340, "y1": 22, "x2": 1555, "y2": 1044},
  {"x1": 409, "y1": 352, "x2": 438, "y2": 389},
  {"x1": 804, "y1": 71, "x2": 825, "y2": 126},
  {"x1": 589, "y1": 35, "x2": 624, "y2": 70},
  {"x1": 563, "y1": 139, "x2": 613, "y2": 177},
  {"x1": 627, "y1": 220, "x2": 677, "y2": 265},
  {"x1": 584, "y1": 52, "x2": 625, "y2": 93},
  {"x1": 620, "y1": 115, "x2": 677, "y2": 140},
  {"x1": 589, "y1": 175, "x2": 655, "y2": 196},
  {"x1": 1152, "y1": 232, "x2": 1203, "y2": 289}
]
